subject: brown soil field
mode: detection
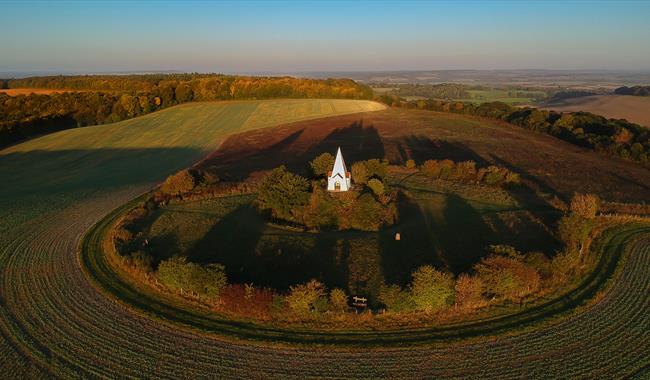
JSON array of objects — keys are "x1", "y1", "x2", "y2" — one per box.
[
  {"x1": 201, "y1": 108, "x2": 650, "y2": 203},
  {"x1": 0, "y1": 88, "x2": 83, "y2": 96},
  {"x1": 537, "y1": 95, "x2": 650, "y2": 127}
]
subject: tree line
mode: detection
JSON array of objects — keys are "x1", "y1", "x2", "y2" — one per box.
[
  {"x1": 392, "y1": 99, "x2": 650, "y2": 163},
  {"x1": 0, "y1": 74, "x2": 372, "y2": 147}
]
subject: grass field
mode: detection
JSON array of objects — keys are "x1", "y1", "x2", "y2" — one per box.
[
  {"x1": 537, "y1": 94, "x2": 650, "y2": 127},
  {"x1": 1, "y1": 100, "x2": 649, "y2": 378}
]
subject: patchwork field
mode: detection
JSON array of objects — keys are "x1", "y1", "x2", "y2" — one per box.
[
  {"x1": 1, "y1": 100, "x2": 649, "y2": 378},
  {"x1": 537, "y1": 94, "x2": 650, "y2": 127}
]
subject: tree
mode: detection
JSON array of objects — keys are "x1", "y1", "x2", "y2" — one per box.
[
  {"x1": 160, "y1": 169, "x2": 197, "y2": 196},
  {"x1": 378, "y1": 284, "x2": 415, "y2": 312},
  {"x1": 257, "y1": 166, "x2": 310, "y2": 222},
  {"x1": 309, "y1": 153, "x2": 335, "y2": 177},
  {"x1": 363, "y1": 159, "x2": 388, "y2": 180},
  {"x1": 349, "y1": 193, "x2": 386, "y2": 231},
  {"x1": 454, "y1": 273, "x2": 485, "y2": 309},
  {"x1": 570, "y1": 193, "x2": 599, "y2": 219},
  {"x1": 285, "y1": 279, "x2": 327, "y2": 316},
  {"x1": 328, "y1": 288, "x2": 348, "y2": 313},
  {"x1": 409, "y1": 265, "x2": 455, "y2": 312},
  {"x1": 174, "y1": 83, "x2": 194, "y2": 103},
  {"x1": 473, "y1": 254, "x2": 540, "y2": 302},
  {"x1": 557, "y1": 214, "x2": 593, "y2": 255},
  {"x1": 351, "y1": 162, "x2": 369, "y2": 184}
]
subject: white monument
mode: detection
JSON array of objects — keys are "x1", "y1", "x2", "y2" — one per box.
[{"x1": 327, "y1": 147, "x2": 351, "y2": 192}]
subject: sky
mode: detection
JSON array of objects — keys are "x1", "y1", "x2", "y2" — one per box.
[{"x1": 1, "y1": 0, "x2": 650, "y2": 74}]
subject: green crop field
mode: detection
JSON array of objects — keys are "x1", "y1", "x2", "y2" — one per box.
[
  {"x1": 1, "y1": 100, "x2": 648, "y2": 378},
  {"x1": 456, "y1": 89, "x2": 547, "y2": 104}
]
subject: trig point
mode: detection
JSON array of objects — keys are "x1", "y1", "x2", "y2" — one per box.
[{"x1": 327, "y1": 147, "x2": 352, "y2": 192}]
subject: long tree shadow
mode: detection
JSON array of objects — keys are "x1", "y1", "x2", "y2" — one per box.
[
  {"x1": 489, "y1": 155, "x2": 563, "y2": 242},
  {"x1": 0, "y1": 147, "x2": 203, "y2": 199},
  {"x1": 186, "y1": 204, "x2": 265, "y2": 282},
  {"x1": 185, "y1": 203, "x2": 354, "y2": 291},
  {"x1": 386, "y1": 136, "x2": 490, "y2": 166},
  {"x1": 297, "y1": 120, "x2": 385, "y2": 172},
  {"x1": 201, "y1": 119, "x2": 385, "y2": 180},
  {"x1": 379, "y1": 192, "x2": 441, "y2": 286}
]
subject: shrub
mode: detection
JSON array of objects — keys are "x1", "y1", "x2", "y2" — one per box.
[
  {"x1": 124, "y1": 250, "x2": 153, "y2": 274},
  {"x1": 160, "y1": 169, "x2": 197, "y2": 195},
  {"x1": 482, "y1": 166, "x2": 506, "y2": 185},
  {"x1": 570, "y1": 193, "x2": 599, "y2": 219},
  {"x1": 367, "y1": 178, "x2": 385, "y2": 196},
  {"x1": 557, "y1": 214, "x2": 593, "y2": 255},
  {"x1": 270, "y1": 294, "x2": 286, "y2": 314},
  {"x1": 157, "y1": 257, "x2": 227, "y2": 299},
  {"x1": 405, "y1": 159, "x2": 416, "y2": 169},
  {"x1": 363, "y1": 159, "x2": 388, "y2": 180},
  {"x1": 257, "y1": 166, "x2": 310, "y2": 222},
  {"x1": 301, "y1": 188, "x2": 340, "y2": 229},
  {"x1": 409, "y1": 265, "x2": 455, "y2": 312},
  {"x1": 349, "y1": 193, "x2": 386, "y2": 231},
  {"x1": 474, "y1": 255, "x2": 540, "y2": 302},
  {"x1": 450, "y1": 160, "x2": 476, "y2": 181},
  {"x1": 285, "y1": 279, "x2": 327, "y2": 316},
  {"x1": 454, "y1": 273, "x2": 486, "y2": 309},
  {"x1": 309, "y1": 153, "x2": 335, "y2": 177},
  {"x1": 351, "y1": 162, "x2": 369, "y2": 184},
  {"x1": 378, "y1": 284, "x2": 415, "y2": 312},
  {"x1": 329, "y1": 288, "x2": 349, "y2": 313},
  {"x1": 420, "y1": 160, "x2": 441, "y2": 178},
  {"x1": 437, "y1": 159, "x2": 454, "y2": 179},
  {"x1": 487, "y1": 244, "x2": 522, "y2": 259}
]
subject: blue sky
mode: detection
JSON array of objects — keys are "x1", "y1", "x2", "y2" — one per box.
[{"x1": 1, "y1": 0, "x2": 649, "y2": 73}]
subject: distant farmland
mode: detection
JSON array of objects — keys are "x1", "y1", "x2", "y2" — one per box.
[{"x1": 538, "y1": 95, "x2": 650, "y2": 127}]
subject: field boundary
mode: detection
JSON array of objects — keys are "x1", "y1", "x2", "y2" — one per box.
[{"x1": 79, "y1": 195, "x2": 649, "y2": 347}]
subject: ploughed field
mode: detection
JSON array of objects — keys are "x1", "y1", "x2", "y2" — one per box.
[
  {"x1": 204, "y1": 108, "x2": 650, "y2": 202},
  {"x1": 537, "y1": 94, "x2": 650, "y2": 128},
  {"x1": 1, "y1": 101, "x2": 649, "y2": 378}
]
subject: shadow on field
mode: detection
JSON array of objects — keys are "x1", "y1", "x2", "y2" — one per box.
[
  {"x1": 186, "y1": 204, "x2": 351, "y2": 291},
  {"x1": 387, "y1": 136, "x2": 490, "y2": 166},
  {"x1": 379, "y1": 192, "x2": 494, "y2": 283},
  {"x1": 201, "y1": 120, "x2": 385, "y2": 180},
  {"x1": 0, "y1": 147, "x2": 202, "y2": 198}
]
